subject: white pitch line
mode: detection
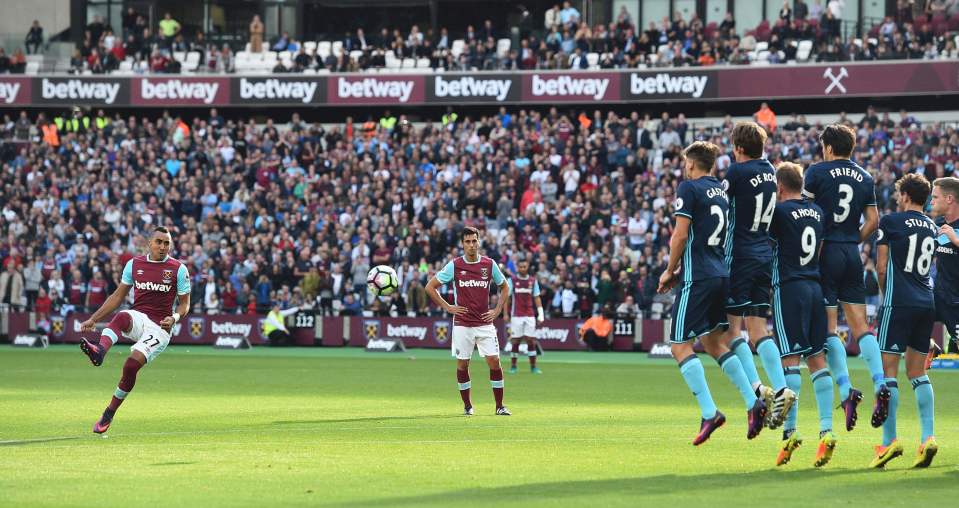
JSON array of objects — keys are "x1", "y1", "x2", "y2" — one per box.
[{"x1": 1, "y1": 421, "x2": 656, "y2": 448}]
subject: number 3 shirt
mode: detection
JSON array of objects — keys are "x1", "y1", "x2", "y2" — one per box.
[
  {"x1": 877, "y1": 211, "x2": 936, "y2": 309},
  {"x1": 673, "y1": 176, "x2": 730, "y2": 282},
  {"x1": 802, "y1": 159, "x2": 877, "y2": 244}
]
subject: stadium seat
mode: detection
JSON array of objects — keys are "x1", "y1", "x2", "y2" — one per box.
[
  {"x1": 317, "y1": 41, "x2": 331, "y2": 59},
  {"x1": 332, "y1": 40, "x2": 343, "y2": 56},
  {"x1": 797, "y1": 39, "x2": 813, "y2": 62},
  {"x1": 350, "y1": 50, "x2": 364, "y2": 62},
  {"x1": 173, "y1": 51, "x2": 187, "y2": 63},
  {"x1": 185, "y1": 51, "x2": 201, "y2": 68},
  {"x1": 416, "y1": 57, "x2": 430, "y2": 68},
  {"x1": 586, "y1": 52, "x2": 599, "y2": 69},
  {"x1": 25, "y1": 61, "x2": 40, "y2": 74},
  {"x1": 402, "y1": 57, "x2": 415, "y2": 68},
  {"x1": 244, "y1": 42, "x2": 251, "y2": 52},
  {"x1": 867, "y1": 37, "x2": 878, "y2": 47},
  {"x1": 496, "y1": 38, "x2": 510, "y2": 58},
  {"x1": 304, "y1": 41, "x2": 317, "y2": 55},
  {"x1": 451, "y1": 39, "x2": 465, "y2": 58}
]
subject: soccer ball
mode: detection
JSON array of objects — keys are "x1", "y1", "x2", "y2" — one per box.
[{"x1": 367, "y1": 265, "x2": 399, "y2": 296}]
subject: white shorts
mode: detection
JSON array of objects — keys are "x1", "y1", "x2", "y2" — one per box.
[
  {"x1": 451, "y1": 324, "x2": 499, "y2": 360},
  {"x1": 122, "y1": 310, "x2": 171, "y2": 363},
  {"x1": 510, "y1": 317, "x2": 536, "y2": 339}
]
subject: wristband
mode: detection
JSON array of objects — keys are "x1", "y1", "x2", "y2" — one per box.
[{"x1": 172, "y1": 312, "x2": 181, "y2": 323}]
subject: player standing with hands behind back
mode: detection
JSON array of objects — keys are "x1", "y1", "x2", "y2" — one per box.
[
  {"x1": 505, "y1": 258, "x2": 544, "y2": 374},
  {"x1": 802, "y1": 124, "x2": 885, "y2": 431},
  {"x1": 426, "y1": 227, "x2": 512, "y2": 416}
]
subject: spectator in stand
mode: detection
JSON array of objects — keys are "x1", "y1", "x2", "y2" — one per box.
[
  {"x1": 0, "y1": 48, "x2": 9, "y2": 73},
  {"x1": 158, "y1": 12, "x2": 181, "y2": 50},
  {"x1": 25, "y1": 20, "x2": 43, "y2": 54},
  {"x1": 8, "y1": 49, "x2": 26, "y2": 73},
  {"x1": 272, "y1": 31, "x2": 290, "y2": 52},
  {"x1": 545, "y1": 4, "x2": 561, "y2": 30},
  {"x1": 0, "y1": 263, "x2": 25, "y2": 311},
  {"x1": 755, "y1": 102, "x2": 778, "y2": 133},
  {"x1": 249, "y1": 15, "x2": 264, "y2": 53},
  {"x1": 795, "y1": 0, "x2": 810, "y2": 20}
]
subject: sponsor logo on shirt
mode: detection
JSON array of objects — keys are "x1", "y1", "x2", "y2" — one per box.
[{"x1": 134, "y1": 281, "x2": 172, "y2": 292}]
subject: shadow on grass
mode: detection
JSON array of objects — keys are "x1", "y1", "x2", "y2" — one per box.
[
  {"x1": 272, "y1": 415, "x2": 464, "y2": 425},
  {"x1": 0, "y1": 436, "x2": 80, "y2": 447},
  {"x1": 331, "y1": 466, "x2": 956, "y2": 507},
  {"x1": 150, "y1": 461, "x2": 198, "y2": 466}
]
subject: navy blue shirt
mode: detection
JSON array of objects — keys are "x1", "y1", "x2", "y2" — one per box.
[
  {"x1": 877, "y1": 211, "x2": 936, "y2": 309},
  {"x1": 770, "y1": 199, "x2": 824, "y2": 285},
  {"x1": 674, "y1": 176, "x2": 730, "y2": 282},
  {"x1": 724, "y1": 158, "x2": 777, "y2": 263},
  {"x1": 803, "y1": 159, "x2": 877, "y2": 243},
  {"x1": 934, "y1": 217, "x2": 959, "y2": 305}
]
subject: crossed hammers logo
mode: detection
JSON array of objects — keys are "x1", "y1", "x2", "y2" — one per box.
[{"x1": 823, "y1": 66, "x2": 849, "y2": 94}]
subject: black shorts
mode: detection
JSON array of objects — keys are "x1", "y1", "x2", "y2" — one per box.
[
  {"x1": 819, "y1": 242, "x2": 866, "y2": 307},
  {"x1": 670, "y1": 277, "x2": 729, "y2": 343},
  {"x1": 935, "y1": 295, "x2": 959, "y2": 341},
  {"x1": 877, "y1": 306, "x2": 936, "y2": 355},
  {"x1": 726, "y1": 257, "x2": 772, "y2": 315},
  {"x1": 772, "y1": 279, "x2": 827, "y2": 358}
]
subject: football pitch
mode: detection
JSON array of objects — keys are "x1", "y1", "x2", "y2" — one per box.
[{"x1": 2, "y1": 345, "x2": 957, "y2": 507}]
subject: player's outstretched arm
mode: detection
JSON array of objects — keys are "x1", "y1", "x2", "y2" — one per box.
[
  {"x1": 80, "y1": 284, "x2": 132, "y2": 331},
  {"x1": 860, "y1": 205, "x2": 879, "y2": 244}
]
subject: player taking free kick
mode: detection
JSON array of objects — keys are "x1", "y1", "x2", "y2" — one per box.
[
  {"x1": 78, "y1": 227, "x2": 191, "y2": 433},
  {"x1": 426, "y1": 226, "x2": 512, "y2": 416},
  {"x1": 659, "y1": 141, "x2": 766, "y2": 446}
]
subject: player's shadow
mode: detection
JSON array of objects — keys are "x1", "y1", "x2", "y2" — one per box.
[
  {"x1": 0, "y1": 437, "x2": 79, "y2": 447},
  {"x1": 271, "y1": 415, "x2": 462, "y2": 425},
  {"x1": 332, "y1": 467, "x2": 955, "y2": 507}
]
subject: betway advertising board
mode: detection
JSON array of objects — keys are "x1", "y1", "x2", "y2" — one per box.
[
  {"x1": 43, "y1": 312, "x2": 316, "y2": 346},
  {"x1": 0, "y1": 61, "x2": 954, "y2": 107}
]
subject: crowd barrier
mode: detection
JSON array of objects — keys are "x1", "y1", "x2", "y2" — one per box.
[
  {"x1": 1, "y1": 60, "x2": 956, "y2": 108},
  {"x1": 2, "y1": 310, "x2": 947, "y2": 354}
]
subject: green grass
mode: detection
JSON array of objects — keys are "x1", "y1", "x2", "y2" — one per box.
[{"x1": 1, "y1": 345, "x2": 957, "y2": 507}]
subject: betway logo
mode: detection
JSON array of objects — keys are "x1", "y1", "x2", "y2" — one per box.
[
  {"x1": 531, "y1": 74, "x2": 609, "y2": 100},
  {"x1": 534, "y1": 327, "x2": 571, "y2": 342},
  {"x1": 134, "y1": 281, "x2": 172, "y2": 292},
  {"x1": 239, "y1": 78, "x2": 317, "y2": 103},
  {"x1": 0, "y1": 82, "x2": 21, "y2": 104},
  {"x1": 458, "y1": 279, "x2": 490, "y2": 289},
  {"x1": 211, "y1": 321, "x2": 253, "y2": 336},
  {"x1": 142, "y1": 78, "x2": 219, "y2": 104},
  {"x1": 337, "y1": 78, "x2": 414, "y2": 102},
  {"x1": 630, "y1": 73, "x2": 709, "y2": 98},
  {"x1": 42, "y1": 79, "x2": 120, "y2": 104},
  {"x1": 386, "y1": 324, "x2": 428, "y2": 341},
  {"x1": 435, "y1": 76, "x2": 510, "y2": 101}
]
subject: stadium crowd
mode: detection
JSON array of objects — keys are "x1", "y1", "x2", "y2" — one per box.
[
  {"x1": 1, "y1": 102, "x2": 957, "y2": 326},
  {"x1": 2, "y1": 1, "x2": 959, "y2": 75}
]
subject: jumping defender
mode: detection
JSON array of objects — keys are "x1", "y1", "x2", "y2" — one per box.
[
  {"x1": 802, "y1": 124, "x2": 885, "y2": 431},
  {"x1": 870, "y1": 174, "x2": 938, "y2": 469},
  {"x1": 659, "y1": 141, "x2": 766, "y2": 446},
  {"x1": 768, "y1": 162, "x2": 837, "y2": 468},
  {"x1": 720, "y1": 121, "x2": 796, "y2": 429}
]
